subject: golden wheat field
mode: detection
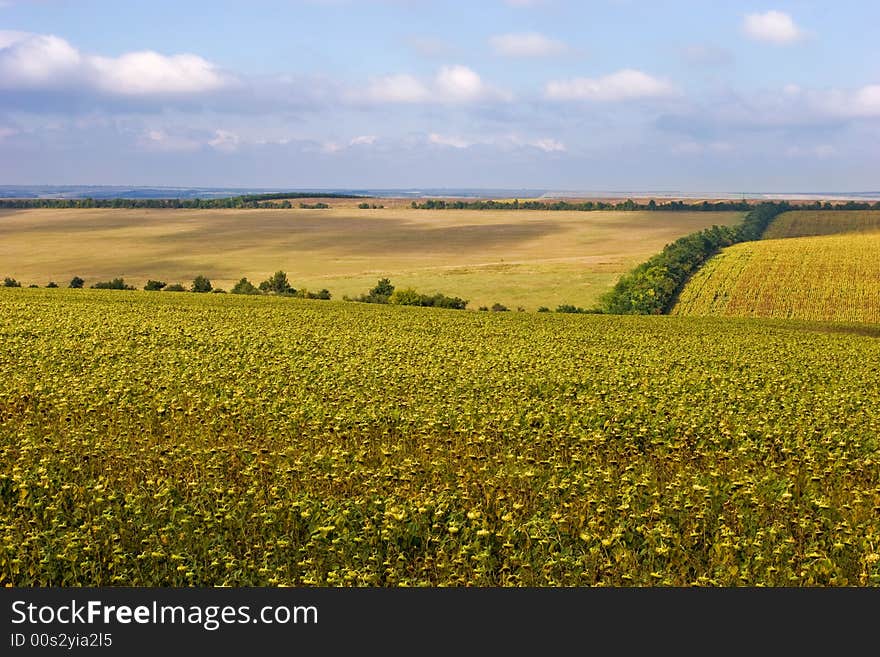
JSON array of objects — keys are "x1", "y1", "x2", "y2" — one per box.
[
  {"x1": 673, "y1": 210, "x2": 880, "y2": 323},
  {"x1": 0, "y1": 208, "x2": 743, "y2": 311}
]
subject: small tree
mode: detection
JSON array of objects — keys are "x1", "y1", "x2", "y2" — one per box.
[
  {"x1": 46, "y1": 281, "x2": 59, "y2": 288},
  {"x1": 491, "y1": 303, "x2": 509, "y2": 312},
  {"x1": 164, "y1": 283, "x2": 186, "y2": 292},
  {"x1": 69, "y1": 276, "x2": 85, "y2": 289},
  {"x1": 144, "y1": 280, "x2": 167, "y2": 291},
  {"x1": 371, "y1": 278, "x2": 395, "y2": 298},
  {"x1": 260, "y1": 271, "x2": 294, "y2": 295},
  {"x1": 3, "y1": 277, "x2": 21, "y2": 288},
  {"x1": 191, "y1": 275, "x2": 213, "y2": 293},
  {"x1": 231, "y1": 277, "x2": 260, "y2": 295}
]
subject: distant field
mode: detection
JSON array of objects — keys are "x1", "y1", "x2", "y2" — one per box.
[
  {"x1": 672, "y1": 231, "x2": 880, "y2": 323},
  {"x1": 0, "y1": 208, "x2": 743, "y2": 310},
  {"x1": 763, "y1": 210, "x2": 880, "y2": 239}
]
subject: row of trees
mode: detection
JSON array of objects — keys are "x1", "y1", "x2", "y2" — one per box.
[
  {"x1": 599, "y1": 202, "x2": 789, "y2": 315},
  {"x1": 411, "y1": 198, "x2": 880, "y2": 213},
  {"x1": 348, "y1": 278, "x2": 468, "y2": 310},
  {"x1": 3, "y1": 272, "x2": 331, "y2": 299},
  {"x1": 0, "y1": 192, "x2": 363, "y2": 210}
]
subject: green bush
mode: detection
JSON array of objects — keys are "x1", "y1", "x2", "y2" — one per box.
[
  {"x1": 231, "y1": 278, "x2": 261, "y2": 295},
  {"x1": 46, "y1": 282, "x2": 58, "y2": 288},
  {"x1": 164, "y1": 283, "x2": 186, "y2": 292},
  {"x1": 144, "y1": 280, "x2": 167, "y2": 291},
  {"x1": 91, "y1": 278, "x2": 135, "y2": 290},
  {"x1": 68, "y1": 276, "x2": 85, "y2": 289},
  {"x1": 191, "y1": 275, "x2": 213, "y2": 293},
  {"x1": 259, "y1": 271, "x2": 294, "y2": 295},
  {"x1": 3, "y1": 277, "x2": 21, "y2": 288},
  {"x1": 491, "y1": 303, "x2": 509, "y2": 312}
]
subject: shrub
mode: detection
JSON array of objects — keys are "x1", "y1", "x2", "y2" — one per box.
[
  {"x1": 46, "y1": 282, "x2": 58, "y2": 288},
  {"x1": 260, "y1": 271, "x2": 294, "y2": 295},
  {"x1": 28, "y1": 284, "x2": 38, "y2": 288},
  {"x1": 296, "y1": 289, "x2": 332, "y2": 300},
  {"x1": 144, "y1": 280, "x2": 167, "y2": 291},
  {"x1": 537, "y1": 306, "x2": 550, "y2": 312},
  {"x1": 68, "y1": 276, "x2": 85, "y2": 289},
  {"x1": 91, "y1": 278, "x2": 135, "y2": 290},
  {"x1": 3, "y1": 277, "x2": 21, "y2": 288},
  {"x1": 478, "y1": 306, "x2": 488, "y2": 312},
  {"x1": 491, "y1": 303, "x2": 509, "y2": 312},
  {"x1": 231, "y1": 277, "x2": 261, "y2": 295},
  {"x1": 389, "y1": 288, "x2": 424, "y2": 306},
  {"x1": 212, "y1": 289, "x2": 227, "y2": 294},
  {"x1": 354, "y1": 278, "x2": 394, "y2": 304},
  {"x1": 358, "y1": 202, "x2": 371, "y2": 209},
  {"x1": 164, "y1": 283, "x2": 186, "y2": 292},
  {"x1": 191, "y1": 275, "x2": 213, "y2": 293},
  {"x1": 556, "y1": 304, "x2": 585, "y2": 314}
]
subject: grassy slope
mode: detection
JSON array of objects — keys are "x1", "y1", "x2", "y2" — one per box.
[
  {"x1": 0, "y1": 208, "x2": 742, "y2": 311},
  {"x1": 673, "y1": 211, "x2": 880, "y2": 323},
  {"x1": 2, "y1": 289, "x2": 879, "y2": 586}
]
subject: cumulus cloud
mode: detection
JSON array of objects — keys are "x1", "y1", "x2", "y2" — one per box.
[
  {"x1": 489, "y1": 33, "x2": 568, "y2": 57},
  {"x1": 743, "y1": 11, "x2": 804, "y2": 44},
  {"x1": 90, "y1": 51, "x2": 228, "y2": 95},
  {"x1": 545, "y1": 69, "x2": 675, "y2": 101},
  {"x1": 0, "y1": 31, "x2": 232, "y2": 95},
  {"x1": 434, "y1": 65, "x2": 487, "y2": 102},
  {"x1": 365, "y1": 65, "x2": 506, "y2": 104}
]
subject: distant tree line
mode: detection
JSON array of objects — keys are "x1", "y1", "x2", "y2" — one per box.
[
  {"x1": 598, "y1": 202, "x2": 789, "y2": 315},
  {"x1": 411, "y1": 198, "x2": 880, "y2": 213},
  {"x1": 0, "y1": 192, "x2": 365, "y2": 210},
  {"x1": 3, "y1": 271, "x2": 331, "y2": 300}
]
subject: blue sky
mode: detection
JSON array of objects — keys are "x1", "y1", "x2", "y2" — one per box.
[{"x1": 1, "y1": 0, "x2": 879, "y2": 190}]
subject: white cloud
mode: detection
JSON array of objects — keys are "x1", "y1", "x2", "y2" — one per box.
[
  {"x1": 365, "y1": 65, "x2": 505, "y2": 104},
  {"x1": 490, "y1": 32, "x2": 567, "y2": 57},
  {"x1": 0, "y1": 31, "x2": 231, "y2": 95},
  {"x1": 90, "y1": 51, "x2": 227, "y2": 95},
  {"x1": 0, "y1": 126, "x2": 17, "y2": 140},
  {"x1": 0, "y1": 31, "x2": 80, "y2": 87},
  {"x1": 545, "y1": 69, "x2": 675, "y2": 101},
  {"x1": 530, "y1": 137, "x2": 566, "y2": 152},
  {"x1": 428, "y1": 133, "x2": 471, "y2": 148},
  {"x1": 366, "y1": 73, "x2": 430, "y2": 103},
  {"x1": 427, "y1": 132, "x2": 566, "y2": 152},
  {"x1": 743, "y1": 11, "x2": 804, "y2": 44},
  {"x1": 434, "y1": 65, "x2": 486, "y2": 102},
  {"x1": 349, "y1": 135, "x2": 377, "y2": 146},
  {"x1": 208, "y1": 129, "x2": 240, "y2": 152}
]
